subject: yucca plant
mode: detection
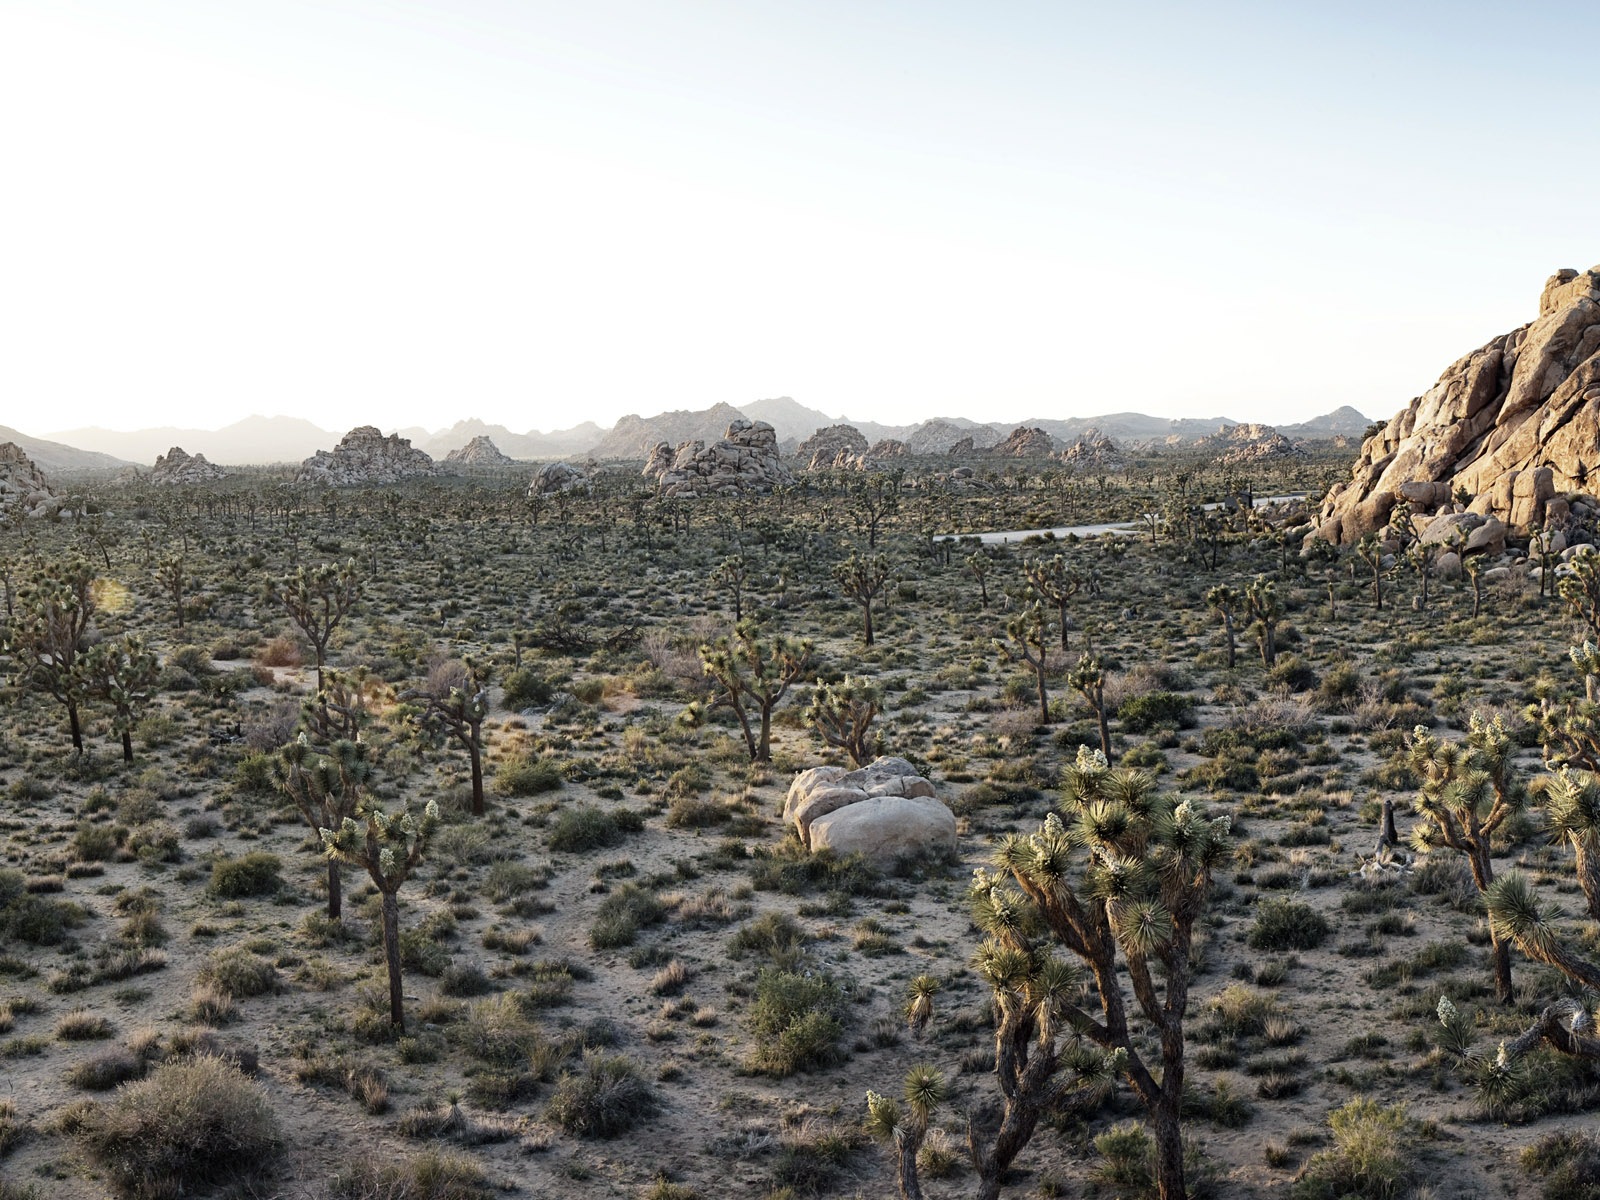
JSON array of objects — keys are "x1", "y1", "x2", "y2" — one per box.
[{"x1": 865, "y1": 1063, "x2": 946, "y2": 1200}]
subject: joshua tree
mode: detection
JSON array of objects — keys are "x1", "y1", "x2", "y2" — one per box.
[
  {"x1": 5, "y1": 558, "x2": 96, "y2": 754},
  {"x1": 1536, "y1": 768, "x2": 1600, "y2": 922},
  {"x1": 960, "y1": 748, "x2": 1231, "y2": 1200},
  {"x1": 1357, "y1": 532, "x2": 1385, "y2": 611},
  {"x1": 804, "y1": 674, "x2": 883, "y2": 767},
  {"x1": 321, "y1": 785, "x2": 439, "y2": 1032},
  {"x1": 967, "y1": 551, "x2": 992, "y2": 607},
  {"x1": 1068, "y1": 652, "x2": 1113, "y2": 759},
  {"x1": 695, "y1": 621, "x2": 813, "y2": 762},
  {"x1": 302, "y1": 667, "x2": 386, "y2": 747},
  {"x1": 1204, "y1": 584, "x2": 1239, "y2": 669},
  {"x1": 1529, "y1": 525, "x2": 1561, "y2": 600},
  {"x1": 1408, "y1": 715, "x2": 1524, "y2": 1002},
  {"x1": 993, "y1": 602, "x2": 1053, "y2": 726},
  {"x1": 833, "y1": 550, "x2": 890, "y2": 647},
  {"x1": 402, "y1": 659, "x2": 491, "y2": 816},
  {"x1": 846, "y1": 468, "x2": 903, "y2": 549},
  {"x1": 156, "y1": 553, "x2": 187, "y2": 629},
  {"x1": 1464, "y1": 549, "x2": 1485, "y2": 620},
  {"x1": 865, "y1": 1064, "x2": 947, "y2": 1200},
  {"x1": 1559, "y1": 553, "x2": 1600, "y2": 640},
  {"x1": 85, "y1": 635, "x2": 158, "y2": 763},
  {"x1": 276, "y1": 737, "x2": 372, "y2": 920},
  {"x1": 709, "y1": 553, "x2": 749, "y2": 622},
  {"x1": 1243, "y1": 575, "x2": 1282, "y2": 667},
  {"x1": 1024, "y1": 555, "x2": 1082, "y2": 650},
  {"x1": 265, "y1": 559, "x2": 361, "y2": 691},
  {"x1": 1405, "y1": 542, "x2": 1435, "y2": 609}
]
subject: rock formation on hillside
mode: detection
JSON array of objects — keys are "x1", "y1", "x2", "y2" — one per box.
[
  {"x1": 990, "y1": 426, "x2": 1057, "y2": 457},
  {"x1": 1055, "y1": 427, "x2": 1126, "y2": 474},
  {"x1": 905, "y1": 420, "x2": 1000, "y2": 454},
  {"x1": 1196, "y1": 423, "x2": 1305, "y2": 468},
  {"x1": 151, "y1": 446, "x2": 226, "y2": 485},
  {"x1": 588, "y1": 402, "x2": 748, "y2": 460},
  {"x1": 444, "y1": 436, "x2": 516, "y2": 466},
  {"x1": 797, "y1": 424, "x2": 869, "y2": 470},
  {"x1": 1319, "y1": 266, "x2": 1600, "y2": 542},
  {"x1": 0, "y1": 443, "x2": 61, "y2": 517},
  {"x1": 643, "y1": 420, "x2": 793, "y2": 498},
  {"x1": 866, "y1": 439, "x2": 907, "y2": 459},
  {"x1": 527, "y1": 461, "x2": 591, "y2": 495},
  {"x1": 296, "y1": 427, "x2": 435, "y2": 486}
]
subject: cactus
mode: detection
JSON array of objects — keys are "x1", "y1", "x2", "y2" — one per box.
[
  {"x1": 401, "y1": 659, "x2": 491, "y2": 816},
  {"x1": 275, "y1": 737, "x2": 372, "y2": 921},
  {"x1": 1023, "y1": 554, "x2": 1083, "y2": 650}
]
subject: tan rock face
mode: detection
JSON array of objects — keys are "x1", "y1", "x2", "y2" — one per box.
[
  {"x1": 1318, "y1": 265, "x2": 1600, "y2": 542},
  {"x1": 642, "y1": 420, "x2": 793, "y2": 499},
  {"x1": 797, "y1": 424, "x2": 868, "y2": 470},
  {"x1": 444, "y1": 436, "x2": 515, "y2": 466},
  {"x1": 990, "y1": 426, "x2": 1056, "y2": 457},
  {"x1": 151, "y1": 446, "x2": 226, "y2": 485},
  {"x1": 1055, "y1": 427, "x2": 1126, "y2": 474},
  {"x1": 296, "y1": 426, "x2": 435, "y2": 486},
  {"x1": 0, "y1": 442, "x2": 59, "y2": 517},
  {"x1": 1196, "y1": 423, "x2": 1305, "y2": 468},
  {"x1": 527, "y1": 461, "x2": 590, "y2": 495}
]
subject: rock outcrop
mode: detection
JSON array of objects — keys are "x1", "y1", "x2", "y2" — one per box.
[
  {"x1": 1055, "y1": 427, "x2": 1126, "y2": 474},
  {"x1": 783, "y1": 757, "x2": 955, "y2": 867},
  {"x1": 0, "y1": 443, "x2": 60, "y2": 518},
  {"x1": 444, "y1": 436, "x2": 516, "y2": 466},
  {"x1": 642, "y1": 420, "x2": 793, "y2": 498},
  {"x1": 1197, "y1": 423, "x2": 1305, "y2": 468},
  {"x1": 1318, "y1": 266, "x2": 1600, "y2": 542},
  {"x1": 905, "y1": 420, "x2": 999, "y2": 455},
  {"x1": 151, "y1": 446, "x2": 226, "y2": 485},
  {"x1": 296, "y1": 427, "x2": 435, "y2": 486},
  {"x1": 866, "y1": 439, "x2": 908, "y2": 459},
  {"x1": 527, "y1": 461, "x2": 591, "y2": 495},
  {"x1": 990, "y1": 426, "x2": 1058, "y2": 457},
  {"x1": 797, "y1": 424, "x2": 869, "y2": 470}
]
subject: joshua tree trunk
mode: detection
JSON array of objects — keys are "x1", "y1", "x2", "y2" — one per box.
[
  {"x1": 862, "y1": 602, "x2": 875, "y2": 646},
  {"x1": 1466, "y1": 850, "x2": 1514, "y2": 1002},
  {"x1": 68, "y1": 701, "x2": 84, "y2": 755},
  {"x1": 327, "y1": 858, "x2": 343, "y2": 921},
  {"x1": 121, "y1": 728, "x2": 133, "y2": 764},
  {"x1": 1151, "y1": 1090, "x2": 1187, "y2": 1200},
  {"x1": 465, "y1": 735, "x2": 484, "y2": 816},
  {"x1": 382, "y1": 890, "x2": 405, "y2": 1032}
]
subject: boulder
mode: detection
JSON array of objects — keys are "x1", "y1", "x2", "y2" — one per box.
[
  {"x1": 990, "y1": 426, "x2": 1057, "y2": 457},
  {"x1": 784, "y1": 756, "x2": 954, "y2": 864},
  {"x1": 797, "y1": 424, "x2": 868, "y2": 470},
  {"x1": 445, "y1": 436, "x2": 516, "y2": 466},
  {"x1": 644, "y1": 420, "x2": 794, "y2": 499},
  {"x1": 1196, "y1": 422, "x2": 1306, "y2": 467},
  {"x1": 1419, "y1": 511, "x2": 1485, "y2": 546},
  {"x1": 1055, "y1": 427, "x2": 1126, "y2": 474},
  {"x1": 296, "y1": 426, "x2": 434, "y2": 486},
  {"x1": 0, "y1": 443, "x2": 60, "y2": 518},
  {"x1": 527, "y1": 461, "x2": 590, "y2": 495},
  {"x1": 1318, "y1": 265, "x2": 1600, "y2": 541},
  {"x1": 808, "y1": 795, "x2": 957, "y2": 868}
]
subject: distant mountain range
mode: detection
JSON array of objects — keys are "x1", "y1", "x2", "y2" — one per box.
[{"x1": 21, "y1": 400, "x2": 1370, "y2": 471}]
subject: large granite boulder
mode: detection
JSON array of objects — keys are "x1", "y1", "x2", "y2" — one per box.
[
  {"x1": 990, "y1": 426, "x2": 1057, "y2": 457},
  {"x1": 1197, "y1": 423, "x2": 1305, "y2": 467},
  {"x1": 0, "y1": 443, "x2": 60, "y2": 518},
  {"x1": 1318, "y1": 265, "x2": 1600, "y2": 542},
  {"x1": 151, "y1": 446, "x2": 226, "y2": 485},
  {"x1": 644, "y1": 420, "x2": 794, "y2": 498},
  {"x1": 784, "y1": 757, "x2": 954, "y2": 867},
  {"x1": 1055, "y1": 427, "x2": 1126, "y2": 474},
  {"x1": 527, "y1": 461, "x2": 590, "y2": 495},
  {"x1": 296, "y1": 427, "x2": 435, "y2": 486}
]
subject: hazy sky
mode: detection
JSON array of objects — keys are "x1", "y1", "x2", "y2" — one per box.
[{"x1": 5, "y1": 1, "x2": 1597, "y2": 437}]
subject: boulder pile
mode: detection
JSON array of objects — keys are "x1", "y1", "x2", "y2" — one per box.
[
  {"x1": 297, "y1": 427, "x2": 436, "y2": 486},
  {"x1": 990, "y1": 426, "x2": 1057, "y2": 457},
  {"x1": 643, "y1": 420, "x2": 793, "y2": 498},
  {"x1": 1055, "y1": 427, "x2": 1126, "y2": 474},
  {"x1": 527, "y1": 461, "x2": 591, "y2": 495},
  {"x1": 151, "y1": 446, "x2": 226, "y2": 485},
  {"x1": 784, "y1": 757, "x2": 956, "y2": 867},
  {"x1": 796, "y1": 424, "x2": 868, "y2": 469},
  {"x1": 444, "y1": 436, "x2": 516, "y2": 466},
  {"x1": 0, "y1": 443, "x2": 60, "y2": 518}
]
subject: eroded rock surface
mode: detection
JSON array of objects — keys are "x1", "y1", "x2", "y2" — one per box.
[
  {"x1": 1319, "y1": 266, "x2": 1600, "y2": 542},
  {"x1": 0, "y1": 443, "x2": 59, "y2": 517},
  {"x1": 797, "y1": 424, "x2": 868, "y2": 469},
  {"x1": 990, "y1": 426, "x2": 1057, "y2": 457},
  {"x1": 643, "y1": 420, "x2": 793, "y2": 498},
  {"x1": 1055, "y1": 427, "x2": 1126, "y2": 474},
  {"x1": 151, "y1": 446, "x2": 226, "y2": 485},
  {"x1": 444, "y1": 436, "x2": 515, "y2": 466},
  {"x1": 527, "y1": 461, "x2": 591, "y2": 495}
]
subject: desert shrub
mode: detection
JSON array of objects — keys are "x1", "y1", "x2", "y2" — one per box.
[
  {"x1": 1291, "y1": 1097, "x2": 1411, "y2": 1199},
  {"x1": 1248, "y1": 899, "x2": 1331, "y2": 951},
  {"x1": 257, "y1": 636, "x2": 303, "y2": 667},
  {"x1": 500, "y1": 668, "x2": 554, "y2": 710},
  {"x1": 76, "y1": 1056, "x2": 282, "y2": 1197},
  {"x1": 234, "y1": 752, "x2": 276, "y2": 793},
  {"x1": 482, "y1": 861, "x2": 550, "y2": 903},
  {"x1": 199, "y1": 947, "x2": 279, "y2": 997},
  {"x1": 745, "y1": 967, "x2": 848, "y2": 1077},
  {"x1": 209, "y1": 852, "x2": 282, "y2": 898},
  {"x1": 56, "y1": 1010, "x2": 114, "y2": 1040},
  {"x1": 1264, "y1": 654, "x2": 1318, "y2": 693},
  {"x1": 1521, "y1": 1130, "x2": 1600, "y2": 1200},
  {"x1": 665, "y1": 795, "x2": 730, "y2": 829},
  {"x1": 0, "y1": 887, "x2": 86, "y2": 946},
  {"x1": 72, "y1": 822, "x2": 124, "y2": 863},
  {"x1": 727, "y1": 912, "x2": 809, "y2": 966},
  {"x1": 1088, "y1": 1123, "x2": 1214, "y2": 1198},
  {"x1": 491, "y1": 756, "x2": 564, "y2": 798},
  {"x1": 1117, "y1": 691, "x2": 1196, "y2": 732},
  {"x1": 548, "y1": 806, "x2": 644, "y2": 853},
  {"x1": 545, "y1": 1050, "x2": 658, "y2": 1138},
  {"x1": 330, "y1": 1149, "x2": 494, "y2": 1200},
  {"x1": 589, "y1": 884, "x2": 665, "y2": 950},
  {"x1": 65, "y1": 1048, "x2": 147, "y2": 1091}
]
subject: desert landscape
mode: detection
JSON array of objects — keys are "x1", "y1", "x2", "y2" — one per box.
[{"x1": 0, "y1": 264, "x2": 1598, "y2": 1200}]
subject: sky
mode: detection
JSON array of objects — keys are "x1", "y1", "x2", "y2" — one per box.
[{"x1": 4, "y1": 0, "x2": 1598, "y2": 438}]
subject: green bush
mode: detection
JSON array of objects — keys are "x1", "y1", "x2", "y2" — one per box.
[
  {"x1": 209, "y1": 853, "x2": 282, "y2": 898},
  {"x1": 76, "y1": 1056, "x2": 282, "y2": 1197},
  {"x1": 548, "y1": 806, "x2": 644, "y2": 853},
  {"x1": 199, "y1": 947, "x2": 279, "y2": 997},
  {"x1": 501, "y1": 668, "x2": 555, "y2": 710},
  {"x1": 72, "y1": 823, "x2": 124, "y2": 863},
  {"x1": 1117, "y1": 691, "x2": 1196, "y2": 732},
  {"x1": 546, "y1": 1051, "x2": 658, "y2": 1138},
  {"x1": 330, "y1": 1149, "x2": 495, "y2": 1199},
  {"x1": 745, "y1": 967, "x2": 848, "y2": 1077},
  {"x1": 491, "y1": 756, "x2": 564, "y2": 798},
  {"x1": 588, "y1": 885, "x2": 664, "y2": 950},
  {"x1": 1521, "y1": 1130, "x2": 1600, "y2": 1199},
  {"x1": 1291, "y1": 1097, "x2": 1411, "y2": 1199},
  {"x1": 1247, "y1": 899, "x2": 1331, "y2": 951}
]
